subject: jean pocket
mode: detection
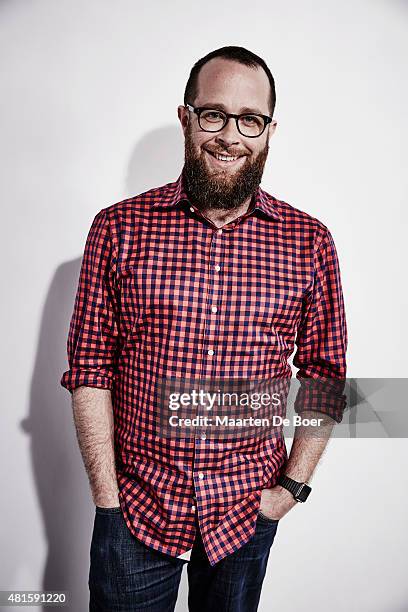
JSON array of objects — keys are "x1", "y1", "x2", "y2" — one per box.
[
  {"x1": 257, "y1": 509, "x2": 279, "y2": 525},
  {"x1": 95, "y1": 505, "x2": 122, "y2": 514}
]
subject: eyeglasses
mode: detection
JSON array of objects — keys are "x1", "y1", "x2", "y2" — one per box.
[{"x1": 185, "y1": 103, "x2": 273, "y2": 138}]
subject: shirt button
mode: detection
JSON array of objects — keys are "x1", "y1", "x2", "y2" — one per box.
[
  {"x1": 200, "y1": 433, "x2": 207, "y2": 440},
  {"x1": 214, "y1": 265, "x2": 221, "y2": 272},
  {"x1": 189, "y1": 206, "x2": 194, "y2": 212},
  {"x1": 217, "y1": 229, "x2": 223, "y2": 234},
  {"x1": 211, "y1": 306, "x2": 217, "y2": 313},
  {"x1": 191, "y1": 505, "x2": 196, "y2": 512},
  {"x1": 207, "y1": 349, "x2": 214, "y2": 356},
  {"x1": 198, "y1": 472, "x2": 205, "y2": 480}
]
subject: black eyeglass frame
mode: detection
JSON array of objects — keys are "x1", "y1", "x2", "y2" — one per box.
[{"x1": 185, "y1": 103, "x2": 273, "y2": 138}]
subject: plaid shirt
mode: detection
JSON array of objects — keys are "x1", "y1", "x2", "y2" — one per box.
[{"x1": 60, "y1": 170, "x2": 347, "y2": 566}]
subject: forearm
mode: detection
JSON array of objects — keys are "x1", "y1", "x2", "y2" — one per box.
[
  {"x1": 283, "y1": 410, "x2": 335, "y2": 483},
  {"x1": 72, "y1": 386, "x2": 119, "y2": 506},
  {"x1": 260, "y1": 411, "x2": 335, "y2": 519}
]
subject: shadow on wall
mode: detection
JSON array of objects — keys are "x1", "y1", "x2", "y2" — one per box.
[
  {"x1": 20, "y1": 125, "x2": 184, "y2": 612},
  {"x1": 125, "y1": 125, "x2": 184, "y2": 197}
]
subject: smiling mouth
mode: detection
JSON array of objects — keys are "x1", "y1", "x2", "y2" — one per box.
[{"x1": 205, "y1": 149, "x2": 246, "y2": 163}]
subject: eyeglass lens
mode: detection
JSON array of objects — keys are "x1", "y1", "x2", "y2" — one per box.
[{"x1": 199, "y1": 109, "x2": 265, "y2": 137}]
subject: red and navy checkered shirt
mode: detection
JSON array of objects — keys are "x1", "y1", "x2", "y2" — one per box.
[{"x1": 60, "y1": 170, "x2": 347, "y2": 566}]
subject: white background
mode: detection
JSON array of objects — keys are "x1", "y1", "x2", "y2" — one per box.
[{"x1": 1, "y1": 0, "x2": 407, "y2": 610}]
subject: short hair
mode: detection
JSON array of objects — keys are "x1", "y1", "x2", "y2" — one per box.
[{"x1": 184, "y1": 45, "x2": 276, "y2": 116}]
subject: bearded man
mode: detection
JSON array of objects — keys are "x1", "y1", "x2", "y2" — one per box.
[{"x1": 61, "y1": 45, "x2": 347, "y2": 611}]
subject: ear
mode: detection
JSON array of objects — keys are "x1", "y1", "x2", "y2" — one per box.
[
  {"x1": 267, "y1": 119, "x2": 277, "y2": 143},
  {"x1": 178, "y1": 105, "x2": 189, "y2": 136}
]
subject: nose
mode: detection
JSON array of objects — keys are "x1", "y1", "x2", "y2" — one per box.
[{"x1": 215, "y1": 117, "x2": 240, "y2": 148}]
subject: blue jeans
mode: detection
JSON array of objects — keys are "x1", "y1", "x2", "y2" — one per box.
[{"x1": 89, "y1": 506, "x2": 279, "y2": 611}]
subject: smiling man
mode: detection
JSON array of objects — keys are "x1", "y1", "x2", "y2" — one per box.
[
  {"x1": 181, "y1": 52, "x2": 275, "y2": 225},
  {"x1": 61, "y1": 46, "x2": 347, "y2": 611}
]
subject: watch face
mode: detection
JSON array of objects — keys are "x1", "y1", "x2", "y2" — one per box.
[{"x1": 296, "y1": 484, "x2": 311, "y2": 502}]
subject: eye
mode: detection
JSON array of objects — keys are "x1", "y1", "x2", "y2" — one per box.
[
  {"x1": 241, "y1": 115, "x2": 263, "y2": 127},
  {"x1": 201, "y1": 110, "x2": 225, "y2": 122}
]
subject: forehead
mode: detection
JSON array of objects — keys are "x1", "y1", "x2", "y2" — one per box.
[{"x1": 194, "y1": 58, "x2": 270, "y2": 113}]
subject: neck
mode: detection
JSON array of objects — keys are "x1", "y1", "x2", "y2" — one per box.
[{"x1": 198, "y1": 195, "x2": 253, "y2": 229}]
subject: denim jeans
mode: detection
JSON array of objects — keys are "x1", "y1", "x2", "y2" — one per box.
[{"x1": 89, "y1": 506, "x2": 279, "y2": 612}]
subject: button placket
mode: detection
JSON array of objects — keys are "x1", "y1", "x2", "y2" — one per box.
[
  {"x1": 192, "y1": 225, "x2": 229, "y2": 508},
  {"x1": 205, "y1": 228, "x2": 224, "y2": 363},
  {"x1": 193, "y1": 227, "x2": 224, "y2": 479},
  {"x1": 201, "y1": 229, "x2": 223, "y2": 422}
]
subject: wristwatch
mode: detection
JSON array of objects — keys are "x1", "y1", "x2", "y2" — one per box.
[{"x1": 278, "y1": 474, "x2": 312, "y2": 502}]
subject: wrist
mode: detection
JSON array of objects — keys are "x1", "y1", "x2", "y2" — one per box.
[
  {"x1": 93, "y1": 492, "x2": 120, "y2": 507},
  {"x1": 278, "y1": 474, "x2": 312, "y2": 503},
  {"x1": 274, "y1": 484, "x2": 293, "y2": 500}
]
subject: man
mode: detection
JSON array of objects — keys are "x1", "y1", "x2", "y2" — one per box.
[{"x1": 61, "y1": 46, "x2": 347, "y2": 611}]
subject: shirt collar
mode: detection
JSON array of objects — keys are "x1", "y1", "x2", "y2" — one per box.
[{"x1": 152, "y1": 171, "x2": 283, "y2": 222}]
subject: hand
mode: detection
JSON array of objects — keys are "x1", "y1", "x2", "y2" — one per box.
[
  {"x1": 259, "y1": 485, "x2": 297, "y2": 521},
  {"x1": 93, "y1": 494, "x2": 120, "y2": 508}
]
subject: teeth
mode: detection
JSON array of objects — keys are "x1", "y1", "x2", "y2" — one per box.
[{"x1": 212, "y1": 152, "x2": 239, "y2": 162}]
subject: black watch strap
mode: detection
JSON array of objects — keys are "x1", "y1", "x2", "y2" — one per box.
[{"x1": 278, "y1": 475, "x2": 312, "y2": 502}]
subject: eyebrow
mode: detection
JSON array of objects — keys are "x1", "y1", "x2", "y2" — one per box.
[{"x1": 200, "y1": 102, "x2": 267, "y2": 115}]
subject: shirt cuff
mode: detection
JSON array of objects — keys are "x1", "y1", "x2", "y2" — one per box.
[
  {"x1": 294, "y1": 378, "x2": 347, "y2": 423},
  {"x1": 60, "y1": 368, "x2": 116, "y2": 393}
]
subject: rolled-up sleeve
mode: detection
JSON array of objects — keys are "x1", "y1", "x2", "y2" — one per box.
[
  {"x1": 60, "y1": 209, "x2": 120, "y2": 393},
  {"x1": 293, "y1": 227, "x2": 348, "y2": 422}
]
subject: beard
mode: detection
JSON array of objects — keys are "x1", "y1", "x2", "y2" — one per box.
[{"x1": 182, "y1": 124, "x2": 269, "y2": 211}]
